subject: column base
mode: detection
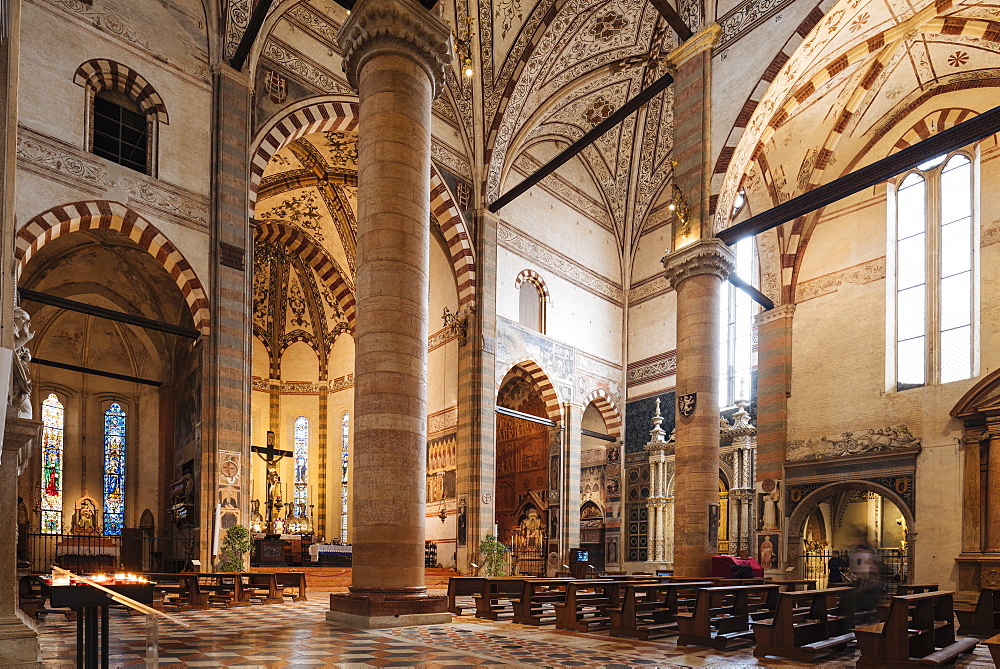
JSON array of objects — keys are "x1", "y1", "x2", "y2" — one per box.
[
  {"x1": 0, "y1": 613, "x2": 41, "y2": 667},
  {"x1": 327, "y1": 589, "x2": 450, "y2": 629}
]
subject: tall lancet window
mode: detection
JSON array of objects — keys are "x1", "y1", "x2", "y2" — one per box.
[
  {"x1": 341, "y1": 412, "x2": 350, "y2": 544},
  {"x1": 41, "y1": 393, "x2": 65, "y2": 534},
  {"x1": 892, "y1": 152, "x2": 976, "y2": 390},
  {"x1": 294, "y1": 416, "x2": 309, "y2": 510},
  {"x1": 719, "y1": 236, "x2": 758, "y2": 406},
  {"x1": 103, "y1": 403, "x2": 127, "y2": 536}
]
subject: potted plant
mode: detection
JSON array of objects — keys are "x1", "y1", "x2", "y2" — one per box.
[
  {"x1": 479, "y1": 533, "x2": 510, "y2": 577},
  {"x1": 217, "y1": 524, "x2": 254, "y2": 572}
]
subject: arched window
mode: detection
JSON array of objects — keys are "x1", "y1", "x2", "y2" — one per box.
[
  {"x1": 516, "y1": 270, "x2": 548, "y2": 333},
  {"x1": 341, "y1": 412, "x2": 350, "y2": 544},
  {"x1": 103, "y1": 403, "x2": 127, "y2": 536},
  {"x1": 719, "y1": 236, "x2": 758, "y2": 406},
  {"x1": 74, "y1": 59, "x2": 169, "y2": 177},
  {"x1": 891, "y1": 152, "x2": 975, "y2": 390},
  {"x1": 294, "y1": 416, "x2": 309, "y2": 510},
  {"x1": 40, "y1": 393, "x2": 65, "y2": 534}
]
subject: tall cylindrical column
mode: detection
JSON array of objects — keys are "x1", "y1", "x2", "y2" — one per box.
[
  {"x1": 330, "y1": 0, "x2": 452, "y2": 628},
  {"x1": 662, "y1": 239, "x2": 734, "y2": 576}
]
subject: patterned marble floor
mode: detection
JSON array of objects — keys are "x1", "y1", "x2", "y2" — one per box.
[{"x1": 35, "y1": 599, "x2": 998, "y2": 668}]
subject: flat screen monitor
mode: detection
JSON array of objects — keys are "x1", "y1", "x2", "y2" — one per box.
[{"x1": 572, "y1": 549, "x2": 590, "y2": 563}]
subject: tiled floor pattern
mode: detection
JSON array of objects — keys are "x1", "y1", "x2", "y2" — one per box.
[{"x1": 35, "y1": 599, "x2": 998, "y2": 667}]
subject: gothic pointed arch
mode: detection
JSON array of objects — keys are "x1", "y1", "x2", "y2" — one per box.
[
  {"x1": 16, "y1": 201, "x2": 209, "y2": 333},
  {"x1": 498, "y1": 359, "x2": 562, "y2": 424},
  {"x1": 580, "y1": 388, "x2": 622, "y2": 437}
]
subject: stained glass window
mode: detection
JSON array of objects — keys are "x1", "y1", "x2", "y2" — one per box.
[
  {"x1": 893, "y1": 152, "x2": 975, "y2": 390},
  {"x1": 41, "y1": 393, "x2": 65, "y2": 534},
  {"x1": 294, "y1": 416, "x2": 308, "y2": 510},
  {"x1": 341, "y1": 412, "x2": 350, "y2": 544},
  {"x1": 103, "y1": 403, "x2": 127, "y2": 536}
]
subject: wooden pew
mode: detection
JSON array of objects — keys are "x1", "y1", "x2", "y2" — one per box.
[
  {"x1": 768, "y1": 579, "x2": 817, "y2": 592},
  {"x1": 898, "y1": 583, "x2": 940, "y2": 595},
  {"x1": 608, "y1": 581, "x2": 712, "y2": 639},
  {"x1": 984, "y1": 633, "x2": 1000, "y2": 664},
  {"x1": 199, "y1": 572, "x2": 252, "y2": 608},
  {"x1": 145, "y1": 573, "x2": 210, "y2": 611},
  {"x1": 554, "y1": 580, "x2": 627, "y2": 632},
  {"x1": 241, "y1": 573, "x2": 283, "y2": 604},
  {"x1": 474, "y1": 577, "x2": 528, "y2": 620},
  {"x1": 447, "y1": 576, "x2": 486, "y2": 616},
  {"x1": 511, "y1": 578, "x2": 576, "y2": 625},
  {"x1": 274, "y1": 572, "x2": 307, "y2": 602},
  {"x1": 853, "y1": 591, "x2": 978, "y2": 667},
  {"x1": 955, "y1": 588, "x2": 1000, "y2": 636},
  {"x1": 676, "y1": 584, "x2": 781, "y2": 650},
  {"x1": 752, "y1": 586, "x2": 855, "y2": 661}
]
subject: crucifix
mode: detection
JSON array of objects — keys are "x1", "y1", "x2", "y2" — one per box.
[{"x1": 252, "y1": 430, "x2": 292, "y2": 534}]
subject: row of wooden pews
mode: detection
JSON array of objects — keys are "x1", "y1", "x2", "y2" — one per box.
[
  {"x1": 147, "y1": 571, "x2": 307, "y2": 611},
  {"x1": 450, "y1": 574, "x2": 994, "y2": 665}
]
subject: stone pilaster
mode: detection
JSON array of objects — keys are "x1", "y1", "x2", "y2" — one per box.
[
  {"x1": 456, "y1": 210, "x2": 498, "y2": 574},
  {"x1": 329, "y1": 0, "x2": 451, "y2": 628},
  {"x1": 0, "y1": 415, "x2": 41, "y2": 667},
  {"x1": 662, "y1": 239, "x2": 734, "y2": 576},
  {"x1": 754, "y1": 305, "x2": 794, "y2": 483},
  {"x1": 202, "y1": 64, "x2": 253, "y2": 554},
  {"x1": 560, "y1": 401, "x2": 583, "y2": 561}
]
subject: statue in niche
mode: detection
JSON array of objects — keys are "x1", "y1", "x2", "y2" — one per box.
[{"x1": 9, "y1": 305, "x2": 34, "y2": 418}]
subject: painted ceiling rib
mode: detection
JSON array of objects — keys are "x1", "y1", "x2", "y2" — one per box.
[
  {"x1": 716, "y1": 103, "x2": 1000, "y2": 246},
  {"x1": 648, "y1": 0, "x2": 693, "y2": 41},
  {"x1": 489, "y1": 69, "x2": 676, "y2": 213}
]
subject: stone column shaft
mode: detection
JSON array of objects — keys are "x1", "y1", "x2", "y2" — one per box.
[
  {"x1": 962, "y1": 437, "x2": 983, "y2": 552},
  {"x1": 561, "y1": 402, "x2": 583, "y2": 559},
  {"x1": 331, "y1": 0, "x2": 451, "y2": 627},
  {"x1": 663, "y1": 239, "x2": 734, "y2": 576},
  {"x1": 987, "y1": 435, "x2": 1000, "y2": 552}
]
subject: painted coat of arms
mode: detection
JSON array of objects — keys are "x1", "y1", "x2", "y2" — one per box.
[{"x1": 678, "y1": 392, "x2": 697, "y2": 418}]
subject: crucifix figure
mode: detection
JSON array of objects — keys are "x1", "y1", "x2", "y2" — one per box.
[{"x1": 252, "y1": 430, "x2": 292, "y2": 534}]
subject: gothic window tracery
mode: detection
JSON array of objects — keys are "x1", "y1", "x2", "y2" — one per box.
[{"x1": 294, "y1": 416, "x2": 309, "y2": 510}]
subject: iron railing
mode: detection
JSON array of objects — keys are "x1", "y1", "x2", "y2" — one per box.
[
  {"x1": 510, "y1": 547, "x2": 546, "y2": 576},
  {"x1": 19, "y1": 532, "x2": 197, "y2": 574},
  {"x1": 801, "y1": 548, "x2": 908, "y2": 603}
]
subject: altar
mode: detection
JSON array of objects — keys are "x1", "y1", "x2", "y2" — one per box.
[{"x1": 308, "y1": 543, "x2": 352, "y2": 566}]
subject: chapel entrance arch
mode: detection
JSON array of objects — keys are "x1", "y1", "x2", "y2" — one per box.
[
  {"x1": 578, "y1": 395, "x2": 622, "y2": 570},
  {"x1": 787, "y1": 481, "x2": 914, "y2": 590},
  {"x1": 495, "y1": 364, "x2": 560, "y2": 575}
]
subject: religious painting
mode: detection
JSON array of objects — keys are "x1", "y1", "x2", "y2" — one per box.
[
  {"x1": 757, "y1": 533, "x2": 778, "y2": 570},
  {"x1": 457, "y1": 494, "x2": 467, "y2": 546},
  {"x1": 757, "y1": 479, "x2": 781, "y2": 531},
  {"x1": 708, "y1": 503, "x2": 720, "y2": 551}
]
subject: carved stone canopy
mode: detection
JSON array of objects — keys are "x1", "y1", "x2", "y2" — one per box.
[
  {"x1": 337, "y1": 0, "x2": 453, "y2": 98},
  {"x1": 661, "y1": 238, "x2": 735, "y2": 289}
]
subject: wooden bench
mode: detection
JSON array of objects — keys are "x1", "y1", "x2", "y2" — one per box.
[
  {"x1": 768, "y1": 579, "x2": 817, "y2": 592},
  {"x1": 608, "y1": 581, "x2": 712, "y2": 639},
  {"x1": 854, "y1": 591, "x2": 978, "y2": 667},
  {"x1": 511, "y1": 578, "x2": 576, "y2": 625},
  {"x1": 199, "y1": 572, "x2": 252, "y2": 608},
  {"x1": 274, "y1": 571, "x2": 307, "y2": 602},
  {"x1": 554, "y1": 580, "x2": 630, "y2": 632},
  {"x1": 752, "y1": 586, "x2": 855, "y2": 661},
  {"x1": 955, "y1": 587, "x2": 1000, "y2": 636},
  {"x1": 474, "y1": 577, "x2": 528, "y2": 620},
  {"x1": 145, "y1": 573, "x2": 210, "y2": 611},
  {"x1": 984, "y1": 632, "x2": 1000, "y2": 664},
  {"x1": 241, "y1": 573, "x2": 283, "y2": 604},
  {"x1": 676, "y1": 584, "x2": 781, "y2": 650},
  {"x1": 447, "y1": 576, "x2": 486, "y2": 615}
]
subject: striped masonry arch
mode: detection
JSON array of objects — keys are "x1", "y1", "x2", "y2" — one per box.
[
  {"x1": 581, "y1": 388, "x2": 623, "y2": 437},
  {"x1": 499, "y1": 358, "x2": 563, "y2": 424},
  {"x1": 250, "y1": 96, "x2": 476, "y2": 310},
  {"x1": 17, "y1": 201, "x2": 209, "y2": 333},
  {"x1": 74, "y1": 59, "x2": 169, "y2": 123},
  {"x1": 253, "y1": 220, "x2": 357, "y2": 329},
  {"x1": 514, "y1": 268, "x2": 550, "y2": 301}
]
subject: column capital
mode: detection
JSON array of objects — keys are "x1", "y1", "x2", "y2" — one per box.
[
  {"x1": 661, "y1": 238, "x2": 735, "y2": 289},
  {"x1": 755, "y1": 303, "x2": 796, "y2": 326},
  {"x1": 337, "y1": 0, "x2": 453, "y2": 97},
  {"x1": 666, "y1": 23, "x2": 722, "y2": 69}
]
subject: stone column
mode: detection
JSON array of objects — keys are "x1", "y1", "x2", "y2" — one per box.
[
  {"x1": 0, "y1": 0, "x2": 20, "y2": 453},
  {"x1": 0, "y1": 415, "x2": 41, "y2": 667},
  {"x1": 987, "y1": 424, "x2": 1000, "y2": 552},
  {"x1": 455, "y1": 210, "x2": 499, "y2": 574},
  {"x1": 961, "y1": 435, "x2": 983, "y2": 553},
  {"x1": 662, "y1": 239, "x2": 734, "y2": 576},
  {"x1": 329, "y1": 0, "x2": 451, "y2": 628}
]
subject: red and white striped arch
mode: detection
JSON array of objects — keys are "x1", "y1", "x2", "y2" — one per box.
[
  {"x1": 499, "y1": 358, "x2": 563, "y2": 424},
  {"x1": 581, "y1": 388, "x2": 622, "y2": 438},
  {"x1": 250, "y1": 96, "x2": 476, "y2": 310},
  {"x1": 16, "y1": 201, "x2": 209, "y2": 333}
]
